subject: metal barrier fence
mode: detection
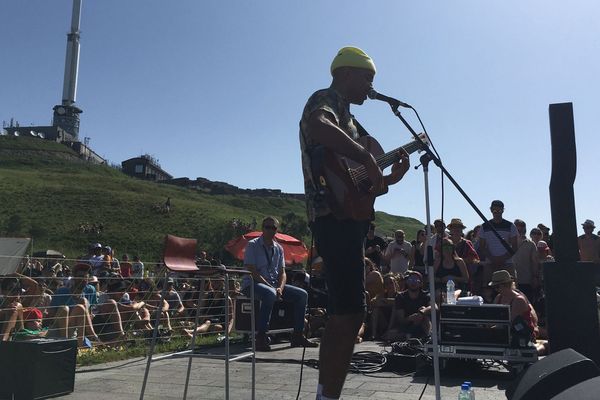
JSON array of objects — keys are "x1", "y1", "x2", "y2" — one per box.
[{"x1": 0, "y1": 264, "x2": 242, "y2": 349}]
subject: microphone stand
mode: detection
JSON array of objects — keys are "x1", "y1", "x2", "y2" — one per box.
[
  {"x1": 385, "y1": 103, "x2": 514, "y2": 400},
  {"x1": 415, "y1": 153, "x2": 441, "y2": 400},
  {"x1": 388, "y1": 105, "x2": 515, "y2": 256}
]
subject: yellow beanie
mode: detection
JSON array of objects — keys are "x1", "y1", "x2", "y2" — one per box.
[{"x1": 330, "y1": 46, "x2": 376, "y2": 76}]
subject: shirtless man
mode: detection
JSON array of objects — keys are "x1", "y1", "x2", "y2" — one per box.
[{"x1": 578, "y1": 219, "x2": 600, "y2": 263}]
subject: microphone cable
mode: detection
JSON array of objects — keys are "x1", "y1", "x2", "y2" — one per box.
[
  {"x1": 409, "y1": 105, "x2": 445, "y2": 222},
  {"x1": 295, "y1": 340, "x2": 307, "y2": 400}
]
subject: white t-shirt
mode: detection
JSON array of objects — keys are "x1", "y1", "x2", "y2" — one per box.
[
  {"x1": 385, "y1": 240, "x2": 413, "y2": 274},
  {"x1": 480, "y1": 219, "x2": 518, "y2": 261}
]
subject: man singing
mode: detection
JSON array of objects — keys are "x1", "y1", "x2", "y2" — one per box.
[{"x1": 299, "y1": 47, "x2": 410, "y2": 400}]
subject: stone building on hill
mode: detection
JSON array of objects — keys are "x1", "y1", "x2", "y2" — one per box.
[{"x1": 121, "y1": 155, "x2": 173, "y2": 181}]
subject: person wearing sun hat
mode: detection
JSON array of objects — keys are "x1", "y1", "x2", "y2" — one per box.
[
  {"x1": 447, "y1": 218, "x2": 480, "y2": 291},
  {"x1": 491, "y1": 270, "x2": 539, "y2": 339},
  {"x1": 299, "y1": 47, "x2": 412, "y2": 400},
  {"x1": 578, "y1": 219, "x2": 600, "y2": 262}
]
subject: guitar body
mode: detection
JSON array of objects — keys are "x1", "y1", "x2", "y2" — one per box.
[{"x1": 314, "y1": 136, "x2": 385, "y2": 221}]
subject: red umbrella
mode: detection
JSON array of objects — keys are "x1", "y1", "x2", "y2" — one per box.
[{"x1": 224, "y1": 231, "x2": 308, "y2": 265}]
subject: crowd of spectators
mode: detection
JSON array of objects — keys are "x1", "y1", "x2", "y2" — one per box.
[
  {"x1": 0, "y1": 243, "x2": 244, "y2": 349},
  {"x1": 359, "y1": 200, "x2": 600, "y2": 351},
  {"x1": 2, "y1": 205, "x2": 599, "y2": 355}
]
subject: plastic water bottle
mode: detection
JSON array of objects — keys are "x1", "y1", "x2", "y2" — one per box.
[
  {"x1": 458, "y1": 383, "x2": 470, "y2": 400},
  {"x1": 464, "y1": 381, "x2": 475, "y2": 400},
  {"x1": 446, "y1": 279, "x2": 456, "y2": 304}
]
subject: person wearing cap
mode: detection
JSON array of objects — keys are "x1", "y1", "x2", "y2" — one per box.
[
  {"x1": 13, "y1": 307, "x2": 48, "y2": 340},
  {"x1": 536, "y1": 240, "x2": 555, "y2": 263},
  {"x1": 448, "y1": 218, "x2": 480, "y2": 292},
  {"x1": 101, "y1": 245, "x2": 120, "y2": 274},
  {"x1": 162, "y1": 277, "x2": 185, "y2": 319},
  {"x1": 423, "y1": 219, "x2": 448, "y2": 266},
  {"x1": 299, "y1": 46, "x2": 411, "y2": 400},
  {"x1": 537, "y1": 223, "x2": 554, "y2": 251},
  {"x1": 83, "y1": 243, "x2": 105, "y2": 273},
  {"x1": 490, "y1": 270, "x2": 539, "y2": 341},
  {"x1": 478, "y1": 200, "x2": 519, "y2": 289},
  {"x1": 386, "y1": 271, "x2": 433, "y2": 341},
  {"x1": 578, "y1": 219, "x2": 600, "y2": 263}
]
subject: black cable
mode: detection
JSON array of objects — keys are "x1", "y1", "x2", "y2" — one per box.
[
  {"x1": 409, "y1": 106, "x2": 445, "y2": 222},
  {"x1": 417, "y1": 375, "x2": 430, "y2": 400},
  {"x1": 349, "y1": 351, "x2": 387, "y2": 374},
  {"x1": 295, "y1": 342, "x2": 307, "y2": 400},
  {"x1": 296, "y1": 233, "x2": 315, "y2": 400}
]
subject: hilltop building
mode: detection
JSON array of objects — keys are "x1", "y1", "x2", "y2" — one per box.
[
  {"x1": 121, "y1": 155, "x2": 173, "y2": 181},
  {"x1": 2, "y1": 1, "x2": 105, "y2": 164}
]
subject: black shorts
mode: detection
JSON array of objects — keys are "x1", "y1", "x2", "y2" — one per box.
[{"x1": 312, "y1": 214, "x2": 369, "y2": 315}]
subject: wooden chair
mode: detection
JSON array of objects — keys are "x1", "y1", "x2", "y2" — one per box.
[{"x1": 140, "y1": 234, "x2": 256, "y2": 400}]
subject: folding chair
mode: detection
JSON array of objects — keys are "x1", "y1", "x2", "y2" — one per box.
[{"x1": 140, "y1": 234, "x2": 256, "y2": 400}]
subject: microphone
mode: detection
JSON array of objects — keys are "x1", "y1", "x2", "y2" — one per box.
[{"x1": 368, "y1": 89, "x2": 411, "y2": 109}]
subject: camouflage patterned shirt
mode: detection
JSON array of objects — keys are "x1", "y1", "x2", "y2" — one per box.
[{"x1": 299, "y1": 87, "x2": 361, "y2": 223}]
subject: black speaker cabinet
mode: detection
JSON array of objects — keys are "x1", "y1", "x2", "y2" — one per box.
[
  {"x1": 235, "y1": 298, "x2": 295, "y2": 332},
  {"x1": 550, "y1": 375, "x2": 600, "y2": 399},
  {"x1": 0, "y1": 338, "x2": 77, "y2": 400},
  {"x1": 440, "y1": 321, "x2": 511, "y2": 347},
  {"x1": 508, "y1": 348, "x2": 600, "y2": 400},
  {"x1": 440, "y1": 304, "x2": 510, "y2": 321}
]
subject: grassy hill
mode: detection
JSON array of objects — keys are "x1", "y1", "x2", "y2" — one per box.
[{"x1": 0, "y1": 136, "x2": 423, "y2": 265}]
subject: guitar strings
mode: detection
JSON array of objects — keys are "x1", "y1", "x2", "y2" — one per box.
[{"x1": 351, "y1": 141, "x2": 421, "y2": 183}]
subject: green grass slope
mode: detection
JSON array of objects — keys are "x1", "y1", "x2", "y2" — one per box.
[{"x1": 0, "y1": 136, "x2": 423, "y2": 264}]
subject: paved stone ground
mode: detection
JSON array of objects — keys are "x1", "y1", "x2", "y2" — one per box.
[{"x1": 68, "y1": 341, "x2": 514, "y2": 399}]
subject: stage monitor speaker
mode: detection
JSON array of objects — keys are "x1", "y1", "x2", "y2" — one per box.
[
  {"x1": 235, "y1": 298, "x2": 295, "y2": 332},
  {"x1": 0, "y1": 338, "x2": 77, "y2": 400},
  {"x1": 507, "y1": 348, "x2": 600, "y2": 400},
  {"x1": 550, "y1": 375, "x2": 600, "y2": 399}
]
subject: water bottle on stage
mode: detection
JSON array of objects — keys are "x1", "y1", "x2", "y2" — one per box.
[{"x1": 446, "y1": 279, "x2": 456, "y2": 304}]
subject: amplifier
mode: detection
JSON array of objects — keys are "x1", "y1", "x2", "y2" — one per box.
[
  {"x1": 235, "y1": 298, "x2": 295, "y2": 333},
  {"x1": 0, "y1": 338, "x2": 77, "y2": 400},
  {"x1": 440, "y1": 321, "x2": 511, "y2": 347},
  {"x1": 440, "y1": 304, "x2": 510, "y2": 322}
]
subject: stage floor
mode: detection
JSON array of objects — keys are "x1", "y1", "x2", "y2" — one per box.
[{"x1": 70, "y1": 340, "x2": 513, "y2": 399}]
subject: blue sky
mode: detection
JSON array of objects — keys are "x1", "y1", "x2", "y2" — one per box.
[{"x1": 2, "y1": 0, "x2": 599, "y2": 235}]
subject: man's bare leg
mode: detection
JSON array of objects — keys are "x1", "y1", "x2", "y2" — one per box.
[
  {"x1": 68, "y1": 304, "x2": 87, "y2": 346},
  {"x1": 319, "y1": 312, "x2": 365, "y2": 398},
  {"x1": 48, "y1": 305, "x2": 69, "y2": 338}
]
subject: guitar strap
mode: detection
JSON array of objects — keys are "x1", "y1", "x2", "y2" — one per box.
[{"x1": 352, "y1": 118, "x2": 371, "y2": 138}]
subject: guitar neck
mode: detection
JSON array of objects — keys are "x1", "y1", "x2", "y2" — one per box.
[{"x1": 374, "y1": 139, "x2": 423, "y2": 171}]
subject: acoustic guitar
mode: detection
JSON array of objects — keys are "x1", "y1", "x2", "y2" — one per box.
[{"x1": 312, "y1": 133, "x2": 429, "y2": 221}]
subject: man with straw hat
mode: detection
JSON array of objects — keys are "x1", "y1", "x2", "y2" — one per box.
[
  {"x1": 490, "y1": 270, "x2": 538, "y2": 341},
  {"x1": 578, "y1": 219, "x2": 600, "y2": 263},
  {"x1": 299, "y1": 47, "x2": 411, "y2": 400}
]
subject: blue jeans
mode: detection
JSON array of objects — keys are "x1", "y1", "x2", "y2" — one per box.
[{"x1": 244, "y1": 283, "x2": 308, "y2": 334}]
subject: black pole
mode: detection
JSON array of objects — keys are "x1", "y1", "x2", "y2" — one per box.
[{"x1": 544, "y1": 102, "x2": 600, "y2": 363}]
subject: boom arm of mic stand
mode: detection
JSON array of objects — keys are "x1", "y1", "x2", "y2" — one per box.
[{"x1": 389, "y1": 107, "x2": 515, "y2": 256}]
